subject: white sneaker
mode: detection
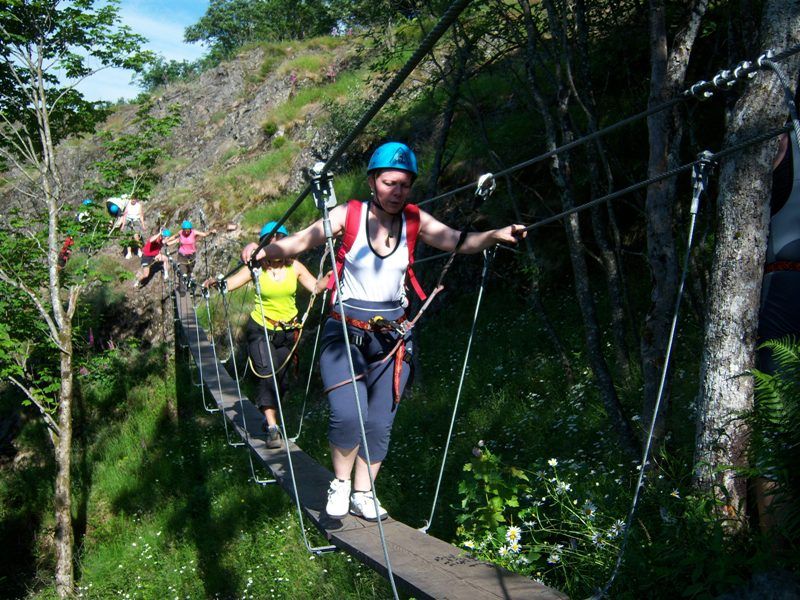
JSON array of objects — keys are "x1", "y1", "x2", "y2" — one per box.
[
  {"x1": 350, "y1": 490, "x2": 388, "y2": 522},
  {"x1": 325, "y1": 479, "x2": 351, "y2": 518},
  {"x1": 125, "y1": 250, "x2": 132, "y2": 259}
]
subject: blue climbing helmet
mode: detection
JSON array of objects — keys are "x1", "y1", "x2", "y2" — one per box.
[
  {"x1": 162, "y1": 229, "x2": 171, "y2": 237},
  {"x1": 82, "y1": 199, "x2": 92, "y2": 206},
  {"x1": 367, "y1": 142, "x2": 418, "y2": 177},
  {"x1": 181, "y1": 220, "x2": 192, "y2": 230},
  {"x1": 107, "y1": 202, "x2": 120, "y2": 216},
  {"x1": 259, "y1": 221, "x2": 289, "y2": 241}
]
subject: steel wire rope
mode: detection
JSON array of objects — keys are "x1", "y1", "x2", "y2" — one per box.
[
  {"x1": 199, "y1": 283, "x2": 246, "y2": 447},
  {"x1": 241, "y1": 0, "x2": 476, "y2": 268},
  {"x1": 186, "y1": 277, "x2": 219, "y2": 413},
  {"x1": 416, "y1": 44, "x2": 800, "y2": 210},
  {"x1": 317, "y1": 198, "x2": 400, "y2": 598},
  {"x1": 596, "y1": 60, "x2": 800, "y2": 598},
  {"x1": 251, "y1": 266, "x2": 337, "y2": 554},
  {"x1": 413, "y1": 124, "x2": 791, "y2": 269},
  {"x1": 290, "y1": 288, "x2": 327, "y2": 442},
  {"x1": 217, "y1": 280, "x2": 276, "y2": 486},
  {"x1": 420, "y1": 247, "x2": 494, "y2": 534},
  {"x1": 594, "y1": 151, "x2": 712, "y2": 598}
]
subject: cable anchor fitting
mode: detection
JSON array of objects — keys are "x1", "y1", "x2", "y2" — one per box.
[
  {"x1": 309, "y1": 161, "x2": 337, "y2": 211},
  {"x1": 475, "y1": 173, "x2": 496, "y2": 199},
  {"x1": 690, "y1": 151, "x2": 714, "y2": 215},
  {"x1": 216, "y1": 274, "x2": 228, "y2": 295}
]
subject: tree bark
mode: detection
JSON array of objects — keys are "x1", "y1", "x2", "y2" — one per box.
[
  {"x1": 695, "y1": 0, "x2": 800, "y2": 523},
  {"x1": 54, "y1": 333, "x2": 74, "y2": 598},
  {"x1": 641, "y1": 0, "x2": 708, "y2": 443}
]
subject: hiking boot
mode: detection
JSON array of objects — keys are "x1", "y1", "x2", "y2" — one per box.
[
  {"x1": 265, "y1": 425, "x2": 283, "y2": 450},
  {"x1": 325, "y1": 478, "x2": 351, "y2": 518},
  {"x1": 350, "y1": 490, "x2": 388, "y2": 522}
]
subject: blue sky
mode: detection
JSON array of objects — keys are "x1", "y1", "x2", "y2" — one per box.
[{"x1": 75, "y1": 0, "x2": 210, "y2": 102}]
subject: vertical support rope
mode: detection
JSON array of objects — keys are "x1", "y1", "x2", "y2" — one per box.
[
  {"x1": 252, "y1": 267, "x2": 336, "y2": 554},
  {"x1": 421, "y1": 248, "x2": 494, "y2": 533},
  {"x1": 218, "y1": 283, "x2": 276, "y2": 486},
  {"x1": 188, "y1": 285, "x2": 218, "y2": 413},
  {"x1": 596, "y1": 152, "x2": 713, "y2": 598},
  {"x1": 201, "y1": 287, "x2": 245, "y2": 447},
  {"x1": 318, "y1": 197, "x2": 400, "y2": 599},
  {"x1": 290, "y1": 288, "x2": 327, "y2": 442}
]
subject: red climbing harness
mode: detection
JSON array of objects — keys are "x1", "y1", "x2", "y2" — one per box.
[{"x1": 327, "y1": 199, "x2": 427, "y2": 301}]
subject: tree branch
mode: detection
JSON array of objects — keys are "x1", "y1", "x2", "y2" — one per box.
[
  {"x1": 8, "y1": 375, "x2": 61, "y2": 438},
  {"x1": 0, "y1": 263, "x2": 65, "y2": 352}
]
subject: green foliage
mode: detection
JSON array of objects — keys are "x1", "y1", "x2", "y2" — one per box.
[
  {"x1": 87, "y1": 99, "x2": 182, "y2": 199},
  {"x1": 185, "y1": 0, "x2": 337, "y2": 61},
  {"x1": 749, "y1": 337, "x2": 800, "y2": 547},
  {"x1": 135, "y1": 55, "x2": 200, "y2": 92},
  {"x1": 1, "y1": 343, "x2": 391, "y2": 598},
  {"x1": 0, "y1": 0, "x2": 153, "y2": 165},
  {"x1": 262, "y1": 120, "x2": 278, "y2": 137},
  {"x1": 455, "y1": 447, "x2": 621, "y2": 597}
]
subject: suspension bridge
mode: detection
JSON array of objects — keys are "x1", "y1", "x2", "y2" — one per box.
[{"x1": 173, "y1": 288, "x2": 567, "y2": 600}]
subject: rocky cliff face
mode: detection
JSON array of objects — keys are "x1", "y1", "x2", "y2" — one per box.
[{"x1": 0, "y1": 40, "x2": 354, "y2": 347}]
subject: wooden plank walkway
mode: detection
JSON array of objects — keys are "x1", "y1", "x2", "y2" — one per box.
[{"x1": 175, "y1": 292, "x2": 567, "y2": 600}]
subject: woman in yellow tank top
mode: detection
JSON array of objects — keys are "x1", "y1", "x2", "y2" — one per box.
[{"x1": 207, "y1": 222, "x2": 325, "y2": 448}]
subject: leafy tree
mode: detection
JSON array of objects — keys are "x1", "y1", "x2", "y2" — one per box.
[
  {"x1": 135, "y1": 55, "x2": 200, "y2": 92},
  {"x1": 87, "y1": 98, "x2": 182, "y2": 200},
  {"x1": 185, "y1": 0, "x2": 336, "y2": 60},
  {"x1": 0, "y1": 0, "x2": 151, "y2": 596}
]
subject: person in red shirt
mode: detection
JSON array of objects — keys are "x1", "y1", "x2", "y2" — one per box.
[{"x1": 133, "y1": 229, "x2": 170, "y2": 289}]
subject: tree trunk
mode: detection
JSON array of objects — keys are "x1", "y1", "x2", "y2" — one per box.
[
  {"x1": 54, "y1": 333, "x2": 74, "y2": 598},
  {"x1": 641, "y1": 0, "x2": 708, "y2": 443},
  {"x1": 695, "y1": 0, "x2": 800, "y2": 523}
]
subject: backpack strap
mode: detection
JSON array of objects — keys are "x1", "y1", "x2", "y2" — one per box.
[
  {"x1": 403, "y1": 203, "x2": 427, "y2": 301},
  {"x1": 327, "y1": 199, "x2": 363, "y2": 295}
]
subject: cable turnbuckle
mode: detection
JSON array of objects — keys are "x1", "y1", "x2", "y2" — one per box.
[{"x1": 309, "y1": 161, "x2": 337, "y2": 210}]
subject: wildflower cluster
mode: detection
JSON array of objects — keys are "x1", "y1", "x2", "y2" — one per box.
[{"x1": 455, "y1": 445, "x2": 627, "y2": 596}]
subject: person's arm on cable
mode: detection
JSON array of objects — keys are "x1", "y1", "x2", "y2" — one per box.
[
  {"x1": 245, "y1": 206, "x2": 347, "y2": 263},
  {"x1": 418, "y1": 209, "x2": 525, "y2": 253},
  {"x1": 203, "y1": 262, "x2": 251, "y2": 292}
]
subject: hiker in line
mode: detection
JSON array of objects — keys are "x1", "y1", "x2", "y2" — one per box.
[
  {"x1": 134, "y1": 229, "x2": 171, "y2": 289},
  {"x1": 758, "y1": 81, "x2": 800, "y2": 375},
  {"x1": 168, "y1": 220, "x2": 216, "y2": 295},
  {"x1": 253, "y1": 142, "x2": 525, "y2": 521},
  {"x1": 204, "y1": 222, "x2": 327, "y2": 449},
  {"x1": 120, "y1": 196, "x2": 145, "y2": 259}
]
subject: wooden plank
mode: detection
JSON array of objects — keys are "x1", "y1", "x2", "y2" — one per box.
[{"x1": 176, "y1": 293, "x2": 567, "y2": 600}]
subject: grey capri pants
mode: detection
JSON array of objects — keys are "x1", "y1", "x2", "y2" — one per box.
[{"x1": 319, "y1": 299, "x2": 412, "y2": 462}]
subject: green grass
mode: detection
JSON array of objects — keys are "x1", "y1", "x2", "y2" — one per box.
[
  {"x1": 7, "y1": 342, "x2": 392, "y2": 599},
  {"x1": 271, "y1": 71, "x2": 364, "y2": 125}
]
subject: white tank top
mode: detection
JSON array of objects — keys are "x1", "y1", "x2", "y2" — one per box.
[{"x1": 339, "y1": 203, "x2": 408, "y2": 303}]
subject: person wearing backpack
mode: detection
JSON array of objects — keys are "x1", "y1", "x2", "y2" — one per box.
[{"x1": 253, "y1": 142, "x2": 525, "y2": 521}]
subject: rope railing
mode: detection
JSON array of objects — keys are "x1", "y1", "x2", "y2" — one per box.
[{"x1": 418, "y1": 44, "x2": 800, "y2": 209}]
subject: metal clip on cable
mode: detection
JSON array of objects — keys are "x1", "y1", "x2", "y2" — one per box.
[
  {"x1": 216, "y1": 274, "x2": 228, "y2": 295},
  {"x1": 309, "y1": 161, "x2": 337, "y2": 210},
  {"x1": 475, "y1": 173, "x2": 496, "y2": 198},
  {"x1": 691, "y1": 151, "x2": 714, "y2": 216}
]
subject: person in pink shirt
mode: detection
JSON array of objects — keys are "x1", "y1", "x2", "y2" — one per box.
[{"x1": 167, "y1": 220, "x2": 216, "y2": 295}]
